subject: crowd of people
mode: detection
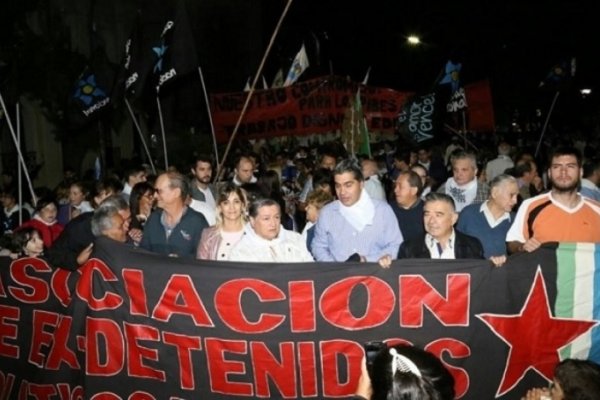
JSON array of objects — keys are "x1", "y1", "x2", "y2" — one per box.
[{"x1": 2, "y1": 133, "x2": 600, "y2": 398}]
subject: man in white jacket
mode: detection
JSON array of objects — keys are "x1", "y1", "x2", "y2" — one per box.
[{"x1": 229, "y1": 198, "x2": 313, "y2": 262}]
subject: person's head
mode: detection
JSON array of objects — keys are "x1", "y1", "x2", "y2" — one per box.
[
  {"x1": 124, "y1": 165, "x2": 147, "y2": 187},
  {"x1": 450, "y1": 151, "x2": 478, "y2": 186},
  {"x1": 411, "y1": 164, "x2": 429, "y2": 188},
  {"x1": 0, "y1": 188, "x2": 17, "y2": 209},
  {"x1": 369, "y1": 344, "x2": 455, "y2": 400},
  {"x1": 361, "y1": 159, "x2": 379, "y2": 179},
  {"x1": 69, "y1": 182, "x2": 89, "y2": 206},
  {"x1": 393, "y1": 150, "x2": 412, "y2": 172},
  {"x1": 394, "y1": 171, "x2": 423, "y2": 208},
  {"x1": 497, "y1": 142, "x2": 511, "y2": 156},
  {"x1": 582, "y1": 158, "x2": 600, "y2": 185},
  {"x1": 234, "y1": 155, "x2": 255, "y2": 184},
  {"x1": 97, "y1": 195, "x2": 131, "y2": 234},
  {"x1": 130, "y1": 181, "x2": 155, "y2": 217},
  {"x1": 552, "y1": 358, "x2": 600, "y2": 400},
  {"x1": 154, "y1": 172, "x2": 189, "y2": 210},
  {"x1": 313, "y1": 168, "x2": 334, "y2": 194},
  {"x1": 216, "y1": 183, "x2": 247, "y2": 226},
  {"x1": 417, "y1": 146, "x2": 432, "y2": 164},
  {"x1": 248, "y1": 198, "x2": 281, "y2": 240},
  {"x1": 305, "y1": 190, "x2": 334, "y2": 224},
  {"x1": 334, "y1": 159, "x2": 364, "y2": 207},
  {"x1": 257, "y1": 170, "x2": 282, "y2": 198},
  {"x1": 548, "y1": 146, "x2": 583, "y2": 193},
  {"x1": 319, "y1": 152, "x2": 338, "y2": 171},
  {"x1": 191, "y1": 155, "x2": 214, "y2": 186},
  {"x1": 488, "y1": 174, "x2": 519, "y2": 213},
  {"x1": 34, "y1": 197, "x2": 59, "y2": 224},
  {"x1": 512, "y1": 160, "x2": 538, "y2": 184},
  {"x1": 423, "y1": 193, "x2": 458, "y2": 241},
  {"x1": 93, "y1": 177, "x2": 124, "y2": 207},
  {"x1": 91, "y1": 206, "x2": 128, "y2": 243},
  {"x1": 12, "y1": 227, "x2": 44, "y2": 257}
]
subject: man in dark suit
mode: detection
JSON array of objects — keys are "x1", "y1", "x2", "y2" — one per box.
[{"x1": 398, "y1": 192, "x2": 483, "y2": 259}]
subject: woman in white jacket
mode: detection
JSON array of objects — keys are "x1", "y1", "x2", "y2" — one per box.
[{"x1": 229, "y1": 198, "x2": 314, "y2": 263}]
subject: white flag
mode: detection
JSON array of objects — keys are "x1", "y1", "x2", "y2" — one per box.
[{"x1": 283, "y1": 44, "x2": 309, "y2": 87}]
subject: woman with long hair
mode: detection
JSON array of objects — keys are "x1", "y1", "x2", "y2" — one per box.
[
  {"x1": 129, "y1": 181, "x2": 156, "y2": 230},
  {"x1": 196, "y1": 183, "x2": 248, "y2": 260}
]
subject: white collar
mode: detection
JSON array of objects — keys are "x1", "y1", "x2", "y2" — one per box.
[{"x1": 479, "y1": 201, "x2": 511, "y2": 228}]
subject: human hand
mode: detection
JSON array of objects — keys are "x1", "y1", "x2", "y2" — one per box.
[
  {"x1": 77, "y1": 243, "x2": 94, "y2": 265},
  {"x1": 354, "y1": 357, "x2": 372, "y2": 400},
  {"x1": 128, "y1": 228, "x2": 143, "y2": 244},
  {"x1": 522, "y1": 238, "x2": 542, "y2": 253},
  {"x1": 489, "y1": 255, "x2": 507, "y2": 267},
  {"x1": 377, "y1": 254, "x2": 392, "y2": 268}
]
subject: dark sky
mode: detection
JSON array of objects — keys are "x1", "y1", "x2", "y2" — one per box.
[{"x1": 264, "y1": 1, "x2": 598, "y2": 104}]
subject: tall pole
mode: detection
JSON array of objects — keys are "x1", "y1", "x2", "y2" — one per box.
[
  {"x1": 16, "y1": 103, "x2": 22, "y2": 225},
  {"x1": 125, "y1": 98, "x2": 156, "y2": 175},
  {"x1": 535, "y1": 91, "x2": 560, "y2": 158},
  {"x1": 197, "y1": 66, "x2": 220, "y2": 167},
  {"x1": 215, "y1": 0, "x2": 294, "y2": 181},
  {"x1": 156, "y1": 95, "x2": 169, "y2": 170}
]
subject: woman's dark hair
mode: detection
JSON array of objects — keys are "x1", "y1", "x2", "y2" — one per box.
[
  {"x1": 370, "y1": 344, "x2": 455, "y2": 400},
  {"x1": 34, "y1": 196, "x2": 58, "y2": 213},
  {"x1": 555, "y1": 358, "x2": 600, "y2": 400},
  {"x1": 11, "y1": 227, "x2": 42, "y2": 255},
  {"x1": 129, "y1": 182, "x2": 155, "y2": 217}
]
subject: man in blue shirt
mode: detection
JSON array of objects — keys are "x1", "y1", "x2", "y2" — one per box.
[{"x1": 312, "y1": 159, "x2": 402, "y2": 263}]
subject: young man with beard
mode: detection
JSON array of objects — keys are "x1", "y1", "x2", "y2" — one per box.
[
  {"x1": 190, "y1": 155, "x2": 217, "y2": 209},
  {"x1": 507, "y1": 147, "x2": 600, "y2": 254}
]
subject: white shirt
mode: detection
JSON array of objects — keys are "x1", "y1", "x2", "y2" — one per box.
[
  {"x1": 189, "y1": 199, "x2": 216, "y2": 226},
  {"x1": 425, "y1": 230, "x2": 456, "y2": 259}
]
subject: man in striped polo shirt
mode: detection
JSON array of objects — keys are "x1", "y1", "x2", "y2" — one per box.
[{"x1": 506, "y1": 146, "x2": 600, "y2": 253}]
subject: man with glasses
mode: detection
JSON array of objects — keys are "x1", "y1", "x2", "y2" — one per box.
[{"x1": 507, "y1": 146, "x2": 600, "y2": 254}]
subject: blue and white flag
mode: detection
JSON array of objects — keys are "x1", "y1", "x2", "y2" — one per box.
[{"x1": 283, "y1": 44, "x2": 309, "y2": 87}]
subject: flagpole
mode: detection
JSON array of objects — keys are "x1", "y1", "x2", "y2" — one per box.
[
  {"x1": 216, "y1": 0, "x2": 294, "y2": 182},
  {"x1": 156, "y1": 96, "x2": 169, "y2": 170},
  {"x1": 0, "y1": 92, "x2": 36, "y2": 207},
  {"x1": 16, "y1": 102, "x2": 22, "y2": 225},
  {"x1": 444, "y1": 124, "x2": 479, "y2": 152},
  {"x1": 197, "y1": 66, "x2": 220, "y2": 167},
  {"x1": 534, "y1": 91, "x2": 560, "y2": 158},
  {"x1": 124, "y1": 98, "x2": 156, "y2": 175}
]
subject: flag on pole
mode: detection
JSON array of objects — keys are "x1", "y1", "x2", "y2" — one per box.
[
  {"x1": 362, "y1": 66, "x2": 371, "y2": 85},
  {"x1": 262, "y1": 75, "x2": 269, "y2": 90},
  {"x1": 152, "y1": 0, "x2": 198, "y2": 94},
  {"x1": 539, "y1": 58, "x2": 576, "y2": 89},
  {"x1": 341, "y1": 89, "x2": 371, "y2": 157},
  {"x1": 283, "y1": 44, "x2": 309, "y2": 87},
  {"x1": 243, "y1": 77, "x2": 251, "y2": 92},
  {"x1": 119, "y1": 16, "x2": 154, "y2": 101},
  {"x1": 271, "y1": 69, "x2": 284, "y2": 88},
  {"x1": 439, "y1": 60, "x2": 462, "y2": 93}
]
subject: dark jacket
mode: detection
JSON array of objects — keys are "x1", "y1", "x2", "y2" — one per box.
[
  {"x1": 398, "y1": 230, "x2": 484, "y2": 259},
  {"x1": 46, "y1": 212, "x2": 94, "y2": 270}
]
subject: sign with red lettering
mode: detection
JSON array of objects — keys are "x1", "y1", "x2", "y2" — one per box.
[{"x1": 1, "y1": 239, "x2": 598, "y2": 399}]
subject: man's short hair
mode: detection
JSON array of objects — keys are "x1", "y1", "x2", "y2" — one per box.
[
  {"x1": 91, "y1": 207, "x2": 121, "y2": 237},
  {"x1": 124, "y1": 164, "x2": 146, "y2": 180},
  {"x1": 95, "y1": 177, "x2": 124, "y2": 196},
  {"x1": 424, "y1": 192, "x2": 456, "y2": 212},
  {"x1": 489, "y1": 174, "x2": 517, "y2": 191},
  {"x1": 398, "y1": 170, "x2": 424, "y2": 196},
  {"x1": 234, "y1": 154, "x2": 254, "y2": 169},
  {"x1": 192, "y1": 154, "x2": 214, "y2": 169},
  {"x1": 393, "y1": 150, "x2": 411, "y2": 165},
  {"x1": 248, "y1": 197, "x2": 280, "y2": 218},
  {"x1": 583, "y1": 158, "x2": 600, "y2": 178},
  {"x1": 97, "y1": 195, "x2": 129, "y2": 212},
  {"x1": 333, "y1": 159, "x2": 364, "y2": 182},
  {"x1": 550, "y1": 146, "x2": 583, "y2": 167},
  {"x1": 510, "y1": 160, "x2": 534, "y2": 178},
  {"x1": 450, "y1": 150, "x2": 478, "y2": 168},
  {"x1": 165, "y1": 172, "x2": 190, "y2": 200}
]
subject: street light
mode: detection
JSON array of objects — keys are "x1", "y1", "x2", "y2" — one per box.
[{"x1": 407, "y1": 35, "x2": 421, "y2": 45}]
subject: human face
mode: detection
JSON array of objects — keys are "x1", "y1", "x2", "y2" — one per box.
[
  {"x1": 154, "y1": 175, "x2": 180, "y2": 209},
  {"x1": 335, "y1": 172, "x2": 364, "y2": 207},
  {"x1": 104, "y1": 214, "x2": 128, "y2": 243},
  {"x1": 24, "y1": 232, "x2": 44, "y2": 257},
  {"x1": 235, "y1": 158, "x2": 254, "y2": 184},
  {"x1": 139, "y1": 191, "x2": 155, "y2": 215},
  {"x1": 250, "y1": 204, "x2": 281, "y2": 240},
  {"x1": 117, "y1": 208, "x2": 132, "y2": 233},
  {"x1": 417, "y1": 149, "x2": 430, "y2": 163},
  {"x1": 38, "y1": 203, "x2": 58, "y2": 224},
  {"x1": 490, "y1": 181, "x2": 519, "y2": 213},
  {"x1": 452, "y1": 158, "x2": 477, "y2": 186},
  {"x1": 130, "y1": 171, "x2": 147, "y2": 186},
  {"x1": 305, "y1": 203, "x2": 319, "y2": 223},
  {"x1": 394, "y1": 175, "x2": 418, "y2": 208},
  {"x1": 361, "y1": 160, "x2": 377, "y2": 178},
  {"x1": 320, "y1": 155, "x2": 337, "y2": 171},
  {"x1": 423, "y1": 200, "x2": 458, "y2": 241},
  {"x1": 69, "y1": 185, "x2": 85, "y2": 206},
  {"x1": 548, "y1": 155, "x2": 581, "y2": 193},
  {"x1": 192, "y1": 161, "x2": 212, "y2": 186},
  {"x1": 411, "y1": 166, "x2": 428, "y2": 187},
  {"x1": 218, "y1": 192, "x2": 244, "y2": 223}
]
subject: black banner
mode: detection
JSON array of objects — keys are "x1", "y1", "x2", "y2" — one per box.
[{"x1": 1, "y1": 239, "x2": 598, "y2": 399}]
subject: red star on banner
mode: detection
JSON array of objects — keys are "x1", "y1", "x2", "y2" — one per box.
[{"x1": 477, "y1": 268, "x2": 598, "y2": 397}]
